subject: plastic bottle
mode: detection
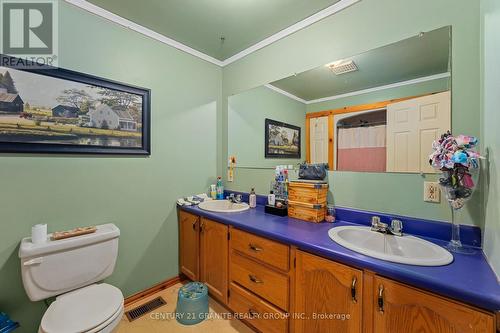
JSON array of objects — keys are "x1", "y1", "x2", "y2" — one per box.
[
  {"x1": 249, "y1": 188, "x2": 257, "y2": 208},
  {"x1": 326, "y1": 204, "x2": 336, "y2": 223},
  {"x1": 268, "y1": 191, "x2": 276, "y2": 206},
  {"x1": 210, "y1": 184, "x2": 217, "y2": 200},
  {"x1": 216, "y1": 177, "x2": 224, "y2": 200}
]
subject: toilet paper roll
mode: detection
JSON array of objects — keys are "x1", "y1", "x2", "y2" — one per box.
[{"x1": 31, "y1": 224, "x2": 47, "y2": 244}]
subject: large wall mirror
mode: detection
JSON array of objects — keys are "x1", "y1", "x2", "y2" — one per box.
[{"x1": 228, "y1": 26, "x2": 451, "y2": 173}]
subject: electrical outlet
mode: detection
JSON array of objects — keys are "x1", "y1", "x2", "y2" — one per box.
[{"x1": 424, "y1": 181, "x2": 440, "y2": 203}]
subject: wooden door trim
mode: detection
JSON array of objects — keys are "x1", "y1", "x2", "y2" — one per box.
[
  {"x1": 328, "y1": 114, "x2": 334, "y2": 170},
  {"x1": 305, "y1": 92, "x2": 442, "y2": 171},
  {"x1": 305, "y1": 118, "x2": 311, "y2": 163}
]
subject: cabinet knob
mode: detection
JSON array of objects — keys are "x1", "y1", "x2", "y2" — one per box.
[
  {"x1": 248, "y1": 274, "x2": 263, "y2": 284},
  {"x1": 378, "y1": 285, "x2": 385, "y2": 313},
  {"x1": 248, "y1": 308, "x2": 259, "y2": 318}
]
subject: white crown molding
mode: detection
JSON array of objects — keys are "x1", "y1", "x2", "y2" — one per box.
[
  {"x1": 221, "y1": 0, "x2": 360, "y2": 66},
  {"x1": 64, "y1": 0, "x2": 360, "y2": 67},
  {"x1": 64, "y1": 0, "x2": 224, "y2": 66},
  {"x1": 264, "y1": 84, "x2": 307, "y2": 104},
  {"x1": 266, "y1": 72, "x2": 451, "y2": 105}
]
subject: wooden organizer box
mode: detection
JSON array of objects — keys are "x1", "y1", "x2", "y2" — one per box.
[{"x1": 288, "y1": 182, "x2": 328, "y2": 222}]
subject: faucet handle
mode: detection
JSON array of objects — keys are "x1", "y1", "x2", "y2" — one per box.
[
  {"x1": 391, "y1": 219, "x2": 403, "y2": 235},
  {"x1": 371, "y1": 216, "x2": 381, "y2": 226}
]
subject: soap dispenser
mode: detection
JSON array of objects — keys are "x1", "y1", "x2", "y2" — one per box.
[{"x1": 249, "y1": 188, "x2": 257, "y2": 208}]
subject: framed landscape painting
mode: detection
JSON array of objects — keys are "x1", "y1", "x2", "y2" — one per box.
[
  {"x1": 265, "y1": 118, "x2": 301, "y2": 158},
  {"x1": 0, "y1": 54, "x2": 150, "y2": 155}
]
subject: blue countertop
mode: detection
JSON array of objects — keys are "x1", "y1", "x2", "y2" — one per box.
[{"x1": 181, "y1": 204, "x2": 500, "y2": 312}]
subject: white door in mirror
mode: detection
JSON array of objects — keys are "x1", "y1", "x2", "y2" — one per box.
[
  {"x1": 386, "y1": 91, "x2": 451, "y2": 173},
  {"x1": 310, "y1": 116, "x2": 329, "y2": 164},
  {"x1": 329, "y1": 226, "x2": 453, "y2": 266}
]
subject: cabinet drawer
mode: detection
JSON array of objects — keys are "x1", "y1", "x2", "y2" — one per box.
[
  {"x1": 231, "y1": 228, "x2": 289, "y2": 271},
  {"x1": 230, "y1": 252, "x2": 289, "y2": 310},
  {"x1": 229, "y1": 283, "x2": 288, "y2": 333}
]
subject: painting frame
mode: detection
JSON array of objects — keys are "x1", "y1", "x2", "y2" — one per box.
[
  {"x1": 0, "y1": 54, "x2": 151, "y2": 155},
  {"x1": 265, "y1": 118, "x2": 301, "y2": 159}
]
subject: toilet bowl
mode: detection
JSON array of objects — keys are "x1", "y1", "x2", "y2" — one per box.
[
  {"x1": 19, "y1": 224, "x2": 123, "y2": 333},
  {"x1": 38, "y1": 284, "x2": 124, "y2": 333}
]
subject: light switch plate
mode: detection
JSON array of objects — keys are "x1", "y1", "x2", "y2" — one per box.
[{"x1": 424, "y1": 181, "x2": 440, "y2": 203}]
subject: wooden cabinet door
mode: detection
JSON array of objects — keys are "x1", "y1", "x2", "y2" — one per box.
[
  {"x1": 373, "y1": 276, "x2": 495, "y2": 333},
  {"x1": 179, "y1": 211, "x2": 199, "y2": 281},
  {"x1": 200, "y1": 217, "x2": 228, "y2": 304},
  {"x1": 293, "y1": 250, "x2": 363, "y2": 333}
]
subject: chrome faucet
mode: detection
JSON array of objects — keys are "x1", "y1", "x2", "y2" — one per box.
[
  {"x1": 371, "y1": 216, "x2": 403, "y2": 236},
  {"x1": 390, "y1": 219, "x2": 403, "y2": 236},
  {"x1": 227, "y1": 193, "x2": 242, "y2": 204}
]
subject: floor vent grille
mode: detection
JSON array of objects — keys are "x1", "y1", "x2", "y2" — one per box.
[{"x1": 125, "y1": 296, "x2": 166, "y2": 322}]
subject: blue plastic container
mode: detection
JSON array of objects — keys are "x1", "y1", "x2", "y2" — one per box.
[
  {"x1": 0, "y1": 313, "x2": 19, "y2": 333},
  {"x1": 176, "y1": 282, "x2": 209, "y2": 325}
]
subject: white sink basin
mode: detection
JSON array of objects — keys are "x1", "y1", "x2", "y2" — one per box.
[
  {"x1": 328, "y1": 226, "x2": 453, "y2": 266},
  {"x1": 198, "y1": 200, "x2": 250, "y2": 213}
]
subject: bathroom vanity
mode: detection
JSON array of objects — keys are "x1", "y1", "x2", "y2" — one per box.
[{"x1": 178, "y1": 207, "x2": 499, "y2": 333}]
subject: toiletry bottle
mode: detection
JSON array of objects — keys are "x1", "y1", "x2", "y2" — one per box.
[
  {"x1": 210, "y1": 184, "x2": 217, "y2": 200},
  {"x1": 268, "y1": 191, "x2": 276, "y2": 206},
  {"x1": 326, "y1": 204, "x2": 336, "y2": 223},
  {"x1": 249, "y1": 188, "x2": 257, "y2": 208},
  {"x1": 216, "y1": 177, "x2": 224, "y2": 200}
]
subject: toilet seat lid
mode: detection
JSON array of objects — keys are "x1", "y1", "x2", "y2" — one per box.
[{"x1": 41, "y1": 283, "x2": 123, "y2": 333}]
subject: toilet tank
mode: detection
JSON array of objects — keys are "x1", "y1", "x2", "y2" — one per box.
[{"x1": 19, "y1": 223, "x2": 120, "y2": 301}]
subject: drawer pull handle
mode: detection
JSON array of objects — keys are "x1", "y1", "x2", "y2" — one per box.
[
  {"x1": 351, "y1": 277, "x2": 357, "y2": 303},
  {"x1": 248, "y1": 274, "x2": 263, "y2": 284},
  {"x1": 248, "y1": 308, "x2": 258, "y2": 318},
  {"x1": 192, "y1": 222, "x2": 197, "y2": 230},
  {"x1": 248, "y1": 244, "x2": 263, "y2": 252},
  {"x1": 378, "y1": 285, "x2": 384, "y2": 313}
]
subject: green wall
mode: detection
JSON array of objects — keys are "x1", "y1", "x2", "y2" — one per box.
[
  {"x1": 223, "y1": 0, "x2": 481, "y2": 227},
  {"x1": 228, "y1": 85, "x2": 306, "y2": 168},
  {"x1": 481, "y1": 0, "x2": 500, "y2": 278},
  {"x1": 0, "y1": 2, "x2": 221, "y2": 331}
]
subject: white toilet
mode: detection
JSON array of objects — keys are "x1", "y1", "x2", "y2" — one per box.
[{"x1": 19, "y1": 224, "x2": 124, "y2": 333}]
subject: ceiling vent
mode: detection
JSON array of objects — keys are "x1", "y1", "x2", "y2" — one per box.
[{"x1": 326, "y1": 60, "x2": 358, "y2": 75}]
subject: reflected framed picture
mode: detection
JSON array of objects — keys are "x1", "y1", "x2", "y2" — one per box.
[
  {"x1": 0, "y1": 54, "x2": 150, "y2": 155},
  {"x1": 265, "y1": 118, "x2": 301, "y2": 158}
]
